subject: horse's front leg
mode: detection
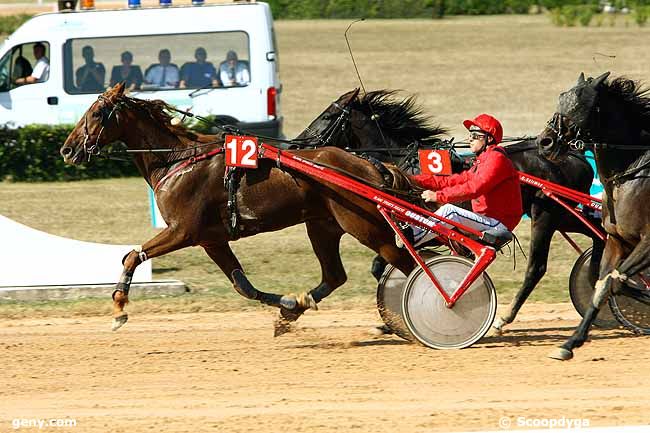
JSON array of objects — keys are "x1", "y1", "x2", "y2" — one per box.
[
  {"x1": 549, "y1": 235, "x2": 626, "y2": 360},
  {"x1": 112, "y1": 226, "x2": 192, "y2": 331}
]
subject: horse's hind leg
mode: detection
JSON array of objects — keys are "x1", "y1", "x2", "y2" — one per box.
[
  {"x1": 493, "y1": 213, "x2": 555, "y2": 334},
  {"x1": 371, "y1": 255, "x2": 388, "y2": 282},
  {"x1": 549, "y1": 236, "x2": 627, "y2": 360},
  {"x1": 274, "y1": 219, "x2": 347, "y2": 335},
  {"x1": 112, "y1": 227, "x2": 193, "y2": 331}
]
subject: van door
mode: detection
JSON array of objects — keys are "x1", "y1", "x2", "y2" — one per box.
[{"x1": 0, "y1": 42, "x2": 57, "y2": 127}]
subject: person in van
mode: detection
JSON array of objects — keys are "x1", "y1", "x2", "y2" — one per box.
[
  {"x1": 75, "y1": 45, "x2": 106, "y2": 93},
  {"x1": 144, "y1": 49, "x2": 179, "y2": 89},
  {"x1": 109, "y1": 51, "x2": 143, "y2": 91},
  {"x1": 219, "y1": 50, "x2": 250, "y2": 86},
  {"x1": 14, "y1": 42, "x2": 49, "y2": 85},
  {"x1": 12, "y1": 55, "x2": 32, "y2": 82},
  {"x1": 179, "y1": 47, "x2": 219, "y2": 89}
]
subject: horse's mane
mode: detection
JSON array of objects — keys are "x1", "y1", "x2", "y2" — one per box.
[
  {"x1": 601, "y1": 77, "x2": 650, "y2": 129},
  {"x1": 121, "y1": 96, "x2": 214, "y2": 142},
  {"x1": 501, "y1": 138, "x2": 537, "y2": 155},
  {"x1": 353, "y1": 90, "x2": 448, "y2": 146}
]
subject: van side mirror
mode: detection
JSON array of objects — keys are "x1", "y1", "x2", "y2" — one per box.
[{"x1": 266, "y1": 52, "x2": 275, "y2": 62}]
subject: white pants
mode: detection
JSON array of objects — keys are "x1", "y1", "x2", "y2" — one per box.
[{"x1": 413, "y1": 203, "x2": 508, "y2": 246}]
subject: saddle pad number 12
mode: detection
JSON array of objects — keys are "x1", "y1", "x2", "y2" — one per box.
[
  {"x1": 418, "y1": 149, "x2": 452, "y2": 176},
  {"x1": 225, "y1": 135, "x2": 258, "y2": 168}
]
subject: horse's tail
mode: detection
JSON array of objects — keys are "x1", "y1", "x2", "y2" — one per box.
[{"x1": 385, "y1": 163, "x2": 423, "y2": 194}]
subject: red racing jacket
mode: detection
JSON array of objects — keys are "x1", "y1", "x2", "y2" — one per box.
[{"x1": 411, "y1": 146, "x2": 523, "y2": 231}]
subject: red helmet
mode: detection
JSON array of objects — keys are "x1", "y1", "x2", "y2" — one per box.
[{"x1": 463, "y1": 114, "x2": 503, "y2": 145}]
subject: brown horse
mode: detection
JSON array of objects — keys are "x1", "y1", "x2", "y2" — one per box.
[{"x1": 60, "y1": 83, "x2": 416, "y2": 334}]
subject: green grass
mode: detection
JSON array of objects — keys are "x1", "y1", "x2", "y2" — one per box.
[{"x1": 0, "y1": 177, "x2": 593, "y2": 319}]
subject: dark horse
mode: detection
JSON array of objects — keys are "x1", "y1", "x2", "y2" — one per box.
[
  {"x1": 59, "y1": 83, "x2": 421, "y2": 334},
  {"x1": 296, "y1": 89, "x2": 604, "y2": 333},
  {"x1": 537, "y1": 72, "x2": 650, "y2": 360}
]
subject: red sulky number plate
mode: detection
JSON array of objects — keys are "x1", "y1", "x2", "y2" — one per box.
[
  {"x1": 418, "y1": 149, "x2": 452, "y2": 176},
  {"x1": 225, "y1": 135, "x2": 259, "y2": 168}
]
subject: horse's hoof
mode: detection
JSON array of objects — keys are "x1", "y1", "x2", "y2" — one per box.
[
  {"x1": 273, "y1": 318, "x2": 292, "y2": 337},
  {"x1": 297, "y1": 292, "x2": 318, "y2": 311},
  {"x1": 370, "y1": 325, "x2": 393, "y2": 336},
  {"x1": 548, "y1": 347, "x2": 574, "y2": 361},
  {"x1": 112, "y1": 314, "x2": 128, "y2": 331},
  {"x1": 491, "y1": 317, "x2": 506, "y2": 336}
]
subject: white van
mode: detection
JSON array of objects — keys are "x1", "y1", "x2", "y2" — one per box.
[{"x1": 0, "y1": 1, "x2": 283, "y2": 137}]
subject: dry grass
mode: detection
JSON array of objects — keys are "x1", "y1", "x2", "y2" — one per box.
[
  {"x1": 2, "y1": 14, "x2": 640, "y2": 317},
  {"x1": 278, "y1": 16, "x2": 650, "y2": 138}
]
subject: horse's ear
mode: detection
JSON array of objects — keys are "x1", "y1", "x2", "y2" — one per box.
[
  {"x1": 592, "y1": 71, "x2": 611, "y2": 88},
  {"x1": 340, "y1": 88, "x2": 360, "y2": 105},
  {"x1": 110, "y1": 81, "x2": 126, "y2": 98},
  {"x1": 577, "y1": 72, "x2": 586, "y2": 85}
]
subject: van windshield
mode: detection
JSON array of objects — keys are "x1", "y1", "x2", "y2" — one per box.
[{"x1": 63, "y1": 31, "x2": 250, "y2": 94}]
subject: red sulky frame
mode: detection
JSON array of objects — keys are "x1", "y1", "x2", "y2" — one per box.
[
  {"x1": 259, "y1": 143, "x2": 497, "y2": 308},
  {"x1": 517, "y1": 172, "x2": 606, "y2": 245}
]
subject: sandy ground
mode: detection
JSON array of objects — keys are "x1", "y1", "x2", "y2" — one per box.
[{"x1": 1, "y1": 303, "x2": 649, "y2": 433}]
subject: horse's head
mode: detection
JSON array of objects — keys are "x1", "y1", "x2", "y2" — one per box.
[
  {"x1": 60, "y1": 82, "x2": 128, "y2": 165},
  {"x1": 537, "y1": 71, "x2": 610, "y2": 161},
  {"x1": 297, "y1": 89, "x2": 447, "y2": 161},
  {"x1": 294, "y1": 88, "x2": 360, "y2": 146}
]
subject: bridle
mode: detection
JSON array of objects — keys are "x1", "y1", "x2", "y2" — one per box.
[
  {"x1": 298, "y1": 100, "x2": 352, "y2": 147},
  {"x1": 545, "y1": 111, "x2": 594, "y2": 153},
  {"x1": 81, "y1": 94, "x2": 124, "y2": 161}
]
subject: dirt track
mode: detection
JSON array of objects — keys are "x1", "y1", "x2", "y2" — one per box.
[{"x1": 1, "y1": 303, "x2": 649, "y2": 433}]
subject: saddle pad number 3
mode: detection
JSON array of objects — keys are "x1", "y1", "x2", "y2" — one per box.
[
  {"x1": 225, "y1": 135, "x2": 258, "y2": 168},
  {"x1": 419, "y1": 149, "x2": 452, "y2": 176}
]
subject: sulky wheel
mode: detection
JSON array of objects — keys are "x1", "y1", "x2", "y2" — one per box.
[
  {"x1": 608, "y1": 275, "x2": 650, "y2": 335},
  {"x1": 568, "y1": 247, "x2": 619, "y2": 328},
  {"x1": 376, "y1": 251, "x2": 437, "y2": 341},
  {"x1": 401, "y1": 256, "x2": 496, "y2": 350}
]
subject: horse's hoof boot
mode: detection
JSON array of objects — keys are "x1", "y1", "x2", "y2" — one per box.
[{"x1": 280, "y1": 295, "x2": 297, "y2": 310}]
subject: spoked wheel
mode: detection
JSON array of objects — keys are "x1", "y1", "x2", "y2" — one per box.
[
  {"x1": 401, "y1": 256, "x2": 497, "y2": 350},
  {"x1": 569, "y1": 247, "x2": 619, "y2": 328},
  {"x1": 609, "y1": 275, "x2": 650, "y2": 335},
  {"x1": 376, "y1": 250, "x2": 437, "y2": 341}
]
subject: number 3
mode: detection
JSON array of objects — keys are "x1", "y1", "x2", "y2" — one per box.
[{"x1": 427, "y1": 151, "x2": 443, "y2": 174}]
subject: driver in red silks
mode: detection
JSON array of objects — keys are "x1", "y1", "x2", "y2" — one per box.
[{"x1": 406, "y1": 114, "x2": 523, "y2": 246}]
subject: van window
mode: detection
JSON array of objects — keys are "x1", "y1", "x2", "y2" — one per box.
[
  {"x1": 63, "y1": 31, "x2": 250, "y2": 94},
  {"x1": 0, "y1": 42, "x2": 50, "y2": 91}
]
